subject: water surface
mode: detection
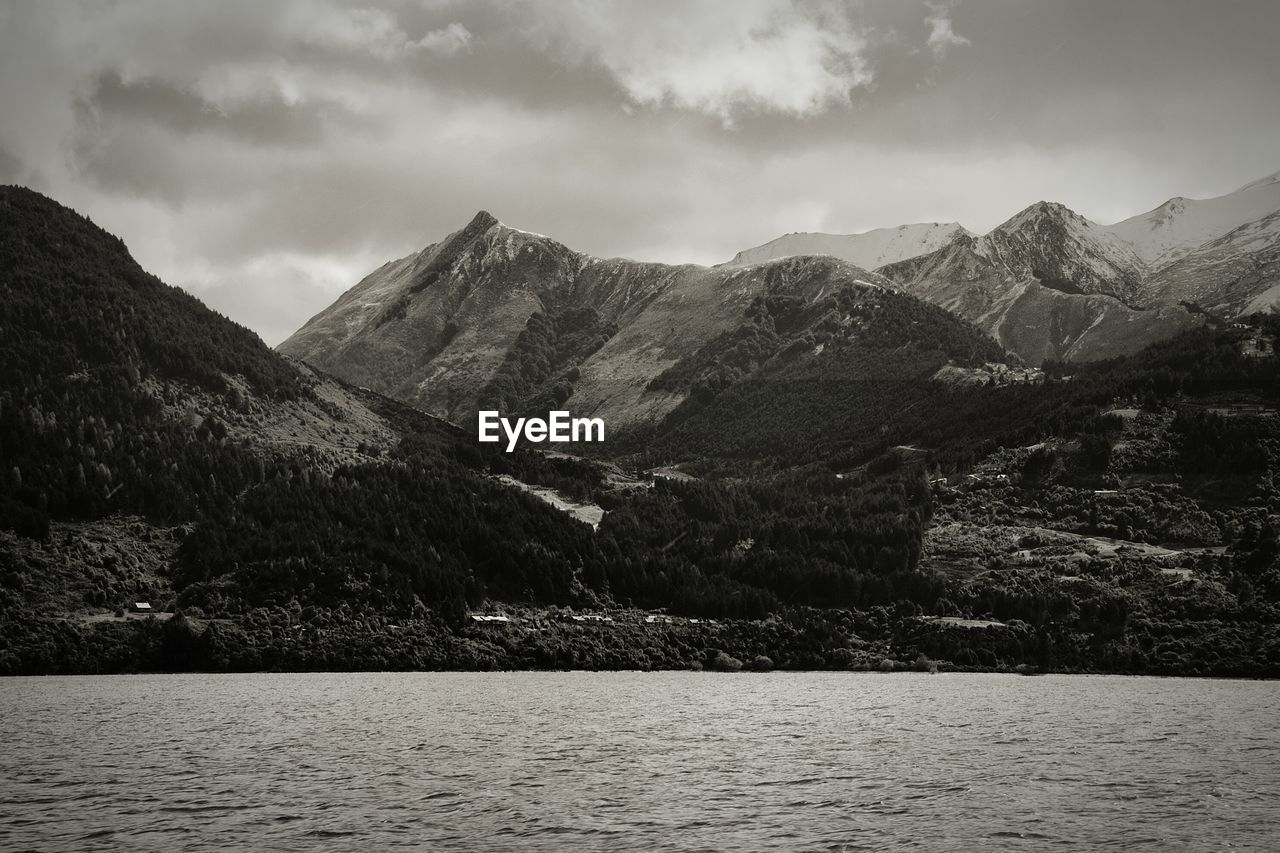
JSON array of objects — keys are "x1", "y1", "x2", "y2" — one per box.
[{"x1": 2, "y1": 672, "x2": 1277, "y2": 851}]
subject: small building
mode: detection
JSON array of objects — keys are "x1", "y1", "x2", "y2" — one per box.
[
  {"x1": 569, "y1": 613, "x2": 614, "y2": 624},
  {"x1": 131, "y1": 602, "x2": 152, "y2": 613}
]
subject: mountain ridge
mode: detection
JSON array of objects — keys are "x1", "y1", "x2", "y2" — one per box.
[
  {"x1": 1105, "y1": 170, "x2": 1280, "y2": 267},
  {"x1": 876, "y1": 228, "x2": 1197, "y2": 364},
  {"x1": 278, "y1": 213, "x2": 978, "y2": 433},
  {"x1": 729, "y1": 170, "x2": 1280, "y2": 339},
  {"x1": 723, "y1": 222, "x2": 971, "y2": 270},
  {"x1": 729, "y1": 169, "x2": 1280, "y2": 277}
]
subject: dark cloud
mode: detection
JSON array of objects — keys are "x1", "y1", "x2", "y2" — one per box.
[
  {"x1": 83, "y1": 71, "x2": 369, "y2": 148},
  {"x1": 1, "y1": 0, "x2": 1277, "y2": 344}
]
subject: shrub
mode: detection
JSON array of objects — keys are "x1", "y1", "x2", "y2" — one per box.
[
  {"x1": 914, "y1": 653, "x2": 939, "y2": 674},
  {"x1": 708, "y1": 650, "x2": 743, "y2": 672}
]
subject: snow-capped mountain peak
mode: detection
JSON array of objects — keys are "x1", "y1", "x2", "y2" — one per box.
[
  {"x1": 993, "y1": 200, "x2": 1098, "y2": 233},
  {"x1": 1107, "y1": 169, "x2": 1280, "y2": 266},
  {"x1": 1234, "y1": 169, "x2": 1280, "y2": 193},
  {"x1": 973, "y1": 200, "x2": 1145, "y2": 301},
  {"x1": 725, "y1": 221, "x2": 970, "y2": 270}
]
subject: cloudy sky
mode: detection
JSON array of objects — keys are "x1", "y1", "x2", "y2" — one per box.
[{"x1": 2, "y1": 1, "x2": 1278, "y2": 344}]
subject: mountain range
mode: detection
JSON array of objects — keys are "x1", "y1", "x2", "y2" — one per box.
[
  {"x1": 281, "y1": 171, "x2": 1280, "y2": 429},
  {"x1": 739, "y1": 171, "x2": 1280, "y2": 362},
  {"x1": 4, "y1": 184, "x2": 1279, "y2": 679},
  {"x1": 279, "y1": 213, "x2": 995, "y2": 433},
  {"x1": 726, "y1": 222, "x2": 971, "y2": 270}
]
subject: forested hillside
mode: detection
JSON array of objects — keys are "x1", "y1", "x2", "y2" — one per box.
[
  {"x1": 634, "y1": 315, "x2": 1280, "y2": 476},
  {"x1": 0, "y1": 186, "x2": 305, "y2": 535},
  {"x1": 0, "y1": 188, "x2": 603, "y2": 625}
]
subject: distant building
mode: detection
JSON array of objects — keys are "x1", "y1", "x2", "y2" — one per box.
[
  {"x1": 566, "y1": 613, "x2": 614, "y2": 624},
  {"x1": 131, "y1": 602, "x2": 152, "y2": 613}
]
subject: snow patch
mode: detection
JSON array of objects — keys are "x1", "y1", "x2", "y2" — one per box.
[
  {"x1": 1107, "y1": 172, "x2": 1280, "y2": 266},
  {"x1": 726, "y1": 222, "x2": 970, "y2": 270}
]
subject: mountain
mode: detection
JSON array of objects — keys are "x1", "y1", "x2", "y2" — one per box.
[
  {"x1": 1106, "y1": 170, "x2": 1280, "y2": 267},
  {"x1": 725, "y1": 222, "x2": 970, "y2": 270},
  {"x1": 0, "y1": 185, "x2": 613, "y2": 622},
  {"x1": 736, "y1": 201, "x2": 1188, "y2": 365},
  {"x1": 287, "y1": 200, "x2": 1280, "y2": 679},
  {"x1": 878, "y1": 225, "x2": 1197, "y2": 364},
  {"x1": 0, "y1": 186, "x2": 660, "y2": 645},
  {"x1": 978, "y1": 202, "x2": 1146, "y2": 302},
  {"x1": 732, "y1": 170, "x2": 1280, "y2": 364},
  {"x1": 280, "y1": 211, "x2": 999, "y2": 432},
  {"x1": 1132, "y1": 209, "x2": 1280, "y2": 316}
]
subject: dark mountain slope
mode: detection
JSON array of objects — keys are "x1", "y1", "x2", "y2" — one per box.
[
  {"x1": 0, "y1": 187, "x2": 609, "y2": 618},
  {"x1": 0, "y1": 185, "x2": 300, "y2": 399},
  {"x1": 620, "y1": 282, "x2": 1006, "y2": 472},
  {"x1": 1, "y1": 185, "x2": 303, "y2": 530},
  {"x1": 879, "y1": 227, "x2": 1197, "y2": 365}
]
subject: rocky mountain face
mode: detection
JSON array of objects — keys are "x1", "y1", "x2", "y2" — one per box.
[
  {"x1": 872, "y1": 201, "x2": 1193, "y2": 363},
  {"x1": 1134, "y1": 208, "x2": 1280, "y2": 316},
  {"x1": 724, "y1": 222, "x2": 970, "y2": 270},
  {"x1": 976, "y1": 202, "x2": 1146, "y2": 303},
  {"x1": 877, "y1": 215, "x2": 1196, "y2": 363},
  {"x1": 280, "y1": 212, "x2": 988, "y2": 431}
]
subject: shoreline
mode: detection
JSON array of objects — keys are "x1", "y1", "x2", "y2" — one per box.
[{"x1": 4, "y1": 667, "x2": 1276, "y2": 681}]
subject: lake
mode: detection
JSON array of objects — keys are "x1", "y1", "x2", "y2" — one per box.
[{"x1": 2, "y1": 673, "x2": 1278, "y2": 851}]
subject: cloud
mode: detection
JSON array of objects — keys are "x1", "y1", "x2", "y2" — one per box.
[
  {"x1": 194, "y1": 252, "x2": 361, "y2": 346},
  {"x1": 924, "y1": 1, "x2": 969, "y2": 57},
  {"x1": 79, "y1": 71, "x2": 366, "y2": 149},
  {"x1": 409, "y1": 22, "x2": 473, "y2": 57},
  {"x1": 534, "y1": 0, "x2": 874, "y2": 125},
  {"x1": 279, "y1": 4, "x2": 408, "y2": 61}
]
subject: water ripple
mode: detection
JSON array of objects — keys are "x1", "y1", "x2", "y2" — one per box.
[{"x1": 1, "y1": 672, "x2": 1278, "y2": 851}]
